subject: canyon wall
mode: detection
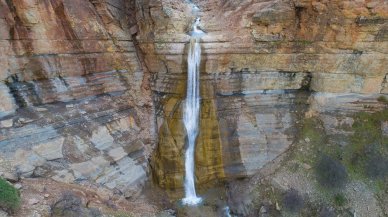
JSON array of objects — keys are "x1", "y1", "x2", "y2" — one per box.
[
  {"x1": 0, "y1": 0, "x2": 387, "y2": 195},
  {"x1": 137, "y1": 0, "x2": 387, "y2": 93},
  {"x1": 0, "y1": 0, "x2": 155, "y2": 197},
  {"x1": 136, "y1": 0, "x2": 388, "y2": 189}
]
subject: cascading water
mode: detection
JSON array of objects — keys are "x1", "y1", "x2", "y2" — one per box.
[{"x1": 182, "y1": 17, "x2": 205, "y2": 206}]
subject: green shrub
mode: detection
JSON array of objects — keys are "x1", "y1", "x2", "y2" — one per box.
[
  {"x1": 282, "y1": 188, "x2": 304, "y2": 212},
  {"x1": 333, "y1": 194, "x2": 346, "y2": 206},
  {"x1": 294, "y1": 40, "x2": 314, "y2": 45},
  {"x1": 0, "y1": 178, "x2": 21, "y2": 213},
  {"x1": 377, "y1": 96, "x2": 388, "y2": 104},
  {"x1": 315, "y1": 155, "x2": 348, "y2": 189},
  {"x1": 365, "y1": 152, "x2": 388, "y2": 179}
]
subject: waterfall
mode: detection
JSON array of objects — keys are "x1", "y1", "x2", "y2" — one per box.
[
  {"x1": 182, "y1": 18, "x2": 204, "y2": 206},
  {"x1": 224, "y1": 206, "x2": 233, "y2": 217}
]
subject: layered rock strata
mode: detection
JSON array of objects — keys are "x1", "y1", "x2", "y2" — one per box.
[
  {"x1": 152, "y1": 71, "x2": 311, "y2": 188},
  {"x1": 0, "y1": 0, "x2": 387, "y2": 196},
  {"x1": 152, "y1": 71, "x2": 387, "y2": 189},
  {"x1": 0, "y1": 0, "x2": 154, "y2": 197},
  {"x1": 136, "y1": 0, "x2": 387, "y2": 93},
  {"x1": 139, "y1": 0, "x2": 388, "y2": 189}
]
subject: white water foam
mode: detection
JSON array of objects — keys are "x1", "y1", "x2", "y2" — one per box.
[
  {"x1": 182, "y1": 18, "x2": 204, "y2": 206},
  {"x1": 224, "y1": 206, "x2": 232, "y2": 217}
]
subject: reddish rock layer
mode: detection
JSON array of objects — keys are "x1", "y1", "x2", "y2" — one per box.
[
  {"x1": 0, "y1": 0, "x2": 154, "y2": 197},
  {"x1": 136, "y1": 0, "x2": 388, "y2": 94}
]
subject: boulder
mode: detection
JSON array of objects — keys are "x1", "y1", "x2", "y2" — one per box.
[
  {"x1": 90, "y1": 127, "x2": 114, "y2": 151},
  {"x1": 108, "y1": 147, "x2": 127, "y2": 162},
  {"x1": 32, "y1": 137, "x2": 65, "y2": 161},
  {"x1": 14, "y1": 149, "x2": 46, "y2": 177},
  {"x1": 0, "y1": 119, "x2": 13, "y2": 128},
  {"x1": 71, "y1": 156, "x2": 110, "y2": 180},
  {"x1": 51, "y1": 170, "x2": 75, "y2": 184}
]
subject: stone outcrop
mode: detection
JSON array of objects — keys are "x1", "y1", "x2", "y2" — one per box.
[{"x1": 0, "y1": 0, "x2": 154, "y2": 198}]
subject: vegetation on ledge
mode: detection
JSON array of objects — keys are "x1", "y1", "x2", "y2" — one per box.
[{"x1": 0, "y1": 178, "x2": 21, "y2": 213}]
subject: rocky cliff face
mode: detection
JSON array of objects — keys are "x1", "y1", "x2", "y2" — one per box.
[
  {"x1": 0, "y1": 0, "x2": 387, "y2": 199},
  {"x1": 137, "y1": 0, "x2": 387, "y2": 93},
  {"x1": 136, "y1": 0, "x2": 388, "y2": 189},
  {"x1": 0, "y1": 0, "x2": 155, "y2": 197}
]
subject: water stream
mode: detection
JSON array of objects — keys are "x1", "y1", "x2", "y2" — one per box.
[{"x1": 182, "y1": 18, "x2": 205, "y2": 206}]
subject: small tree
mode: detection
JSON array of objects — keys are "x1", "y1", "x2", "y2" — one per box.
[
  {"x1": 51, "y1": 191, "x2": 83, "y2": 217},
  {"x1": 282, "y1": 188, "x2": 304, "y2": 212},
  {"x1": 365, "y1": 153, "x2": 388, "y2": 179},
  {"x1": 315, "y1": 155, "x2": 348, "y2": 189}
]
